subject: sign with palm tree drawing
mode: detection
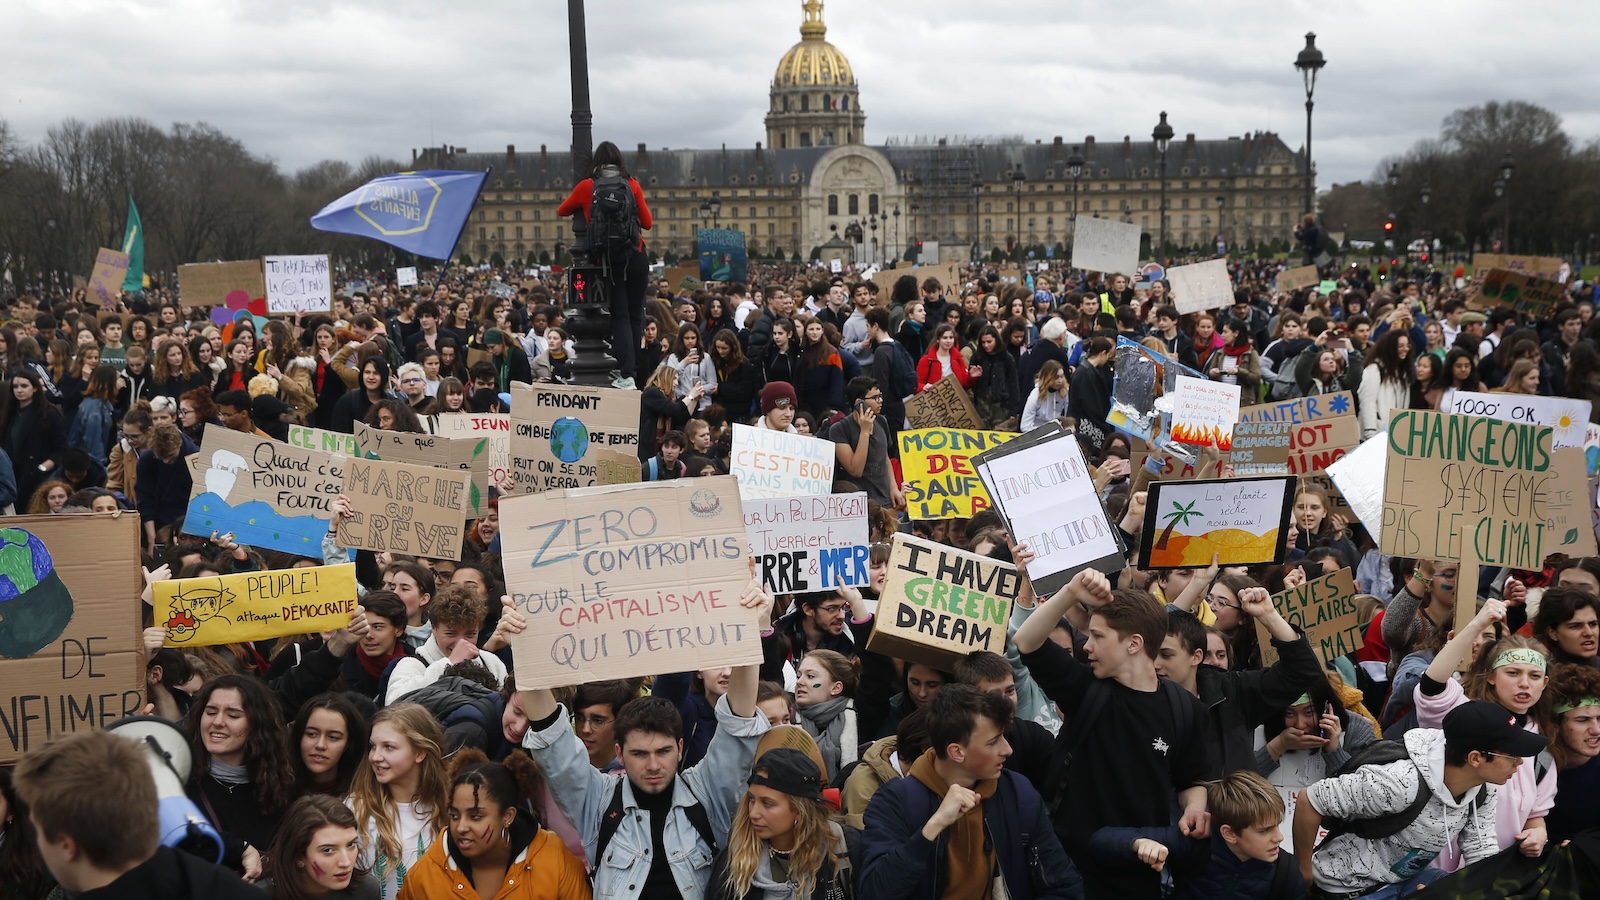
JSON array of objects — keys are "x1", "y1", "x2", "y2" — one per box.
[{"x1": 1138, "y1": 475, "x2": 1296, "y2": 569}]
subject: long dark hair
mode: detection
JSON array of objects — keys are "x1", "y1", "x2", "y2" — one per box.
[
  {"x1": 1370, "y1": 328, "x2": 1413, "y2": 384},
  {"x1": 291, "y1": 693, "x2": 371, "y2": 797},
  {"x1": 1262, "y1": 672, "x2": 1348, "y2": 742},
  {"x1": 1445, "y1": 347, "x2": 1483, "y2": 391},
  {"x1": 1568, "y1": 342, "x2": 1600, "y2": 399},
  {"x1": 264, "y1": 795, "x2": 371, "y2": 900},
  {"x1": 587, "y1": 141, "x2": 631, "y2": 180},
  {"x1": 0, "y1": 769, "x2": 52, "y2": 897},
  {"x1": 711, "y1": 327, "x2": 745, "y2": 375},
  {"x1": 184, "y1": 674, "x2": 296, "y2": 817}
]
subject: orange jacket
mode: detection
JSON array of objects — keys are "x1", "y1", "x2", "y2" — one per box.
[{"x1": 397, "y1": 824, "x2": 591, "y2": 900}]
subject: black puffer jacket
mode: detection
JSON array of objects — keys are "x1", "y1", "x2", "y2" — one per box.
[{"x1": 395, "y1": 674, "x2": 506, "y2": 755}]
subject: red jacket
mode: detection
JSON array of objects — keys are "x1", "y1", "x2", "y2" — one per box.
[
  {"x1": 916, "y1": 346, "x2": 976, "y2": 391},
  {"x1": 556, "y1": 176, "x2": 653, "y2": 252}
]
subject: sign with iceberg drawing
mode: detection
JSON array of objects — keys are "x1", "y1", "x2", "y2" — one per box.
[{"x1": 183, "y1": 425, "x2": 344, "y2": 556}]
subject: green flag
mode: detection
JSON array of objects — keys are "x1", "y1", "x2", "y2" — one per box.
[{"x1": 121, "y1": 198, "x2": 144, "y2": 293}]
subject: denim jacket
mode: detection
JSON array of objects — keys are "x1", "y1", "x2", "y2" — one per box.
[{"x1": 523, "y1": 693, "x2": 770, "y2": 900}]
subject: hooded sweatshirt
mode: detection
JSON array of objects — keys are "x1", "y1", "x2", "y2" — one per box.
[
  {"x1": 1304, "y1": 728, "x2": 1499, "y2": 894},
  {"x1": 908, "y1": 750, "x2": 998, "y2": 900}
]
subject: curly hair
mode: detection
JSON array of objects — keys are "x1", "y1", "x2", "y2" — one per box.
[
  {"x1": 446, "y1": 747, "x2": 546, "y2": 832},
  {"x1": 183, "y1": 674, "x2": 296, "y2": 817},
  {"x1": 1547, "y1": 663, "x2": 1600, "y2": 770}
]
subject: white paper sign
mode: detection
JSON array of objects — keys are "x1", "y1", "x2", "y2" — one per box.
[
  {"x1": 1326, "y1": 433, "x2": 1389, "y2": 539},
  {"x1": 1170, "y1": 375, "x2": 1241, "y2": 449},
  {"x1": 1071, "y1": 216, "x2": 1141, "y2": 277},
  {"x1": 396, "y1": 266, "x2": 418, "y2": 287},
  {"x1": 730, "y1": 424, "x2": 836, "y2": 500},
  {"x1": 830, "y1": 258, "x2": 843, "y2": 274},
  {"x1": 262, "y1": 255, "x2": 333, "y2": 314},
  {"x1": 743, "y1": 492, "x2": 870, "y2": 593},
  {"x1": 1444, "y1": 391, "x2": 1591, "y2": 451},
  {"x1": 977, "y1": 434, "x2": 1120, "y2": 594},
  {"x1": 1165, "y1": 258, "x2": 1234, "y2": 315}
]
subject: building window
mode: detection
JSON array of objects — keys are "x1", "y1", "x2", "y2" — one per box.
[
  {"x1": 1141, "y1": 199, "x2": 1150, "y2": 210},
  {"x1": 869, "y1": 194, "x2": 879, "y2": 215},
  {"x1": 823, "y1": 93, "x2": 831, "y2": 109},
  {"x1": 849, "y1": 194, "x2": 859, "y2": 215},
  {"x1": 515, "y1": 226, "x2": 523, "y2": 239},
  {"x1": 768, "y1": 206, "x2": 775, "y2": 217},
  {"x1": 799, "y1": 131, "x2": 811, "y2": 147},
  {"x1": 768, "y1": 223, "x2": 776, "y2": 235},
  {"x1": 1181, "y1": 199, "x2": 1189, "y2": 209},
  {"x1": 828, "y1": 195, "x2": 838, "y2": 215},
  {"x1": 749, "y1": 206, "x2": 756, "y2": 218},
  {"x1": 779, "y1": 133, "x2": 788, "y2": 148},
  {"x1": 1141, "y1": 216, "x2": 1149, "y2": 227},
  {"x1": 478, "y1": 227, "x2": 486, "y2": 239},
  {"x1": 1100, "y1": 199, "x2": 1109, "y2": 210},
  {"x1": 801, "y1": 95, "x2": 810, "y2": 111},
  {"x1": 730, "y1": 206, "x2": 738, "y2": 219},
  {"x1": 496, "y1": 210, "x2": 505, "y2": 221},
  {"x1": 496, "y1": 226, "x2": 504, "y2": 238},
  {"x1": 478, "y1": 211, "x2": 485, "y2": 221},
  {"x1": 535, "y1": 227, "x2": 542, "y2": 238}
]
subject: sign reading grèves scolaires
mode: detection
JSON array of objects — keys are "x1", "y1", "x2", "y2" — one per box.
[
  {"x1": 868, "y1": 533, "x2": 1020, "y2": 671},
  {"x1": 500, "y1": 477, "x2": 761, "y2": 689},
  {"x1": 1256, "y1": 567, "x2": 1362, "y2": 666},
  {"x1": 156, "y1": 565, "x2": 358, "y2": 647}
]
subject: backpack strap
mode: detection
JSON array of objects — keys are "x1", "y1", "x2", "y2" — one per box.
[
  {"x1": 647, "y1": 457, "x2": 658, "y2": 480},
  {"x1": 1269, "y1": 851, "x2": 1296, "y2": 900},
  {"x1": 1045, "y1": 678, "x2": 1113, "y2": 819},
  {"x1": 1160, "y1": 679, "x2": 1197, "y2": 759}
]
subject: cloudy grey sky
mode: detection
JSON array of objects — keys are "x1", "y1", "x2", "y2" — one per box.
[{"x1": 7, "y1": 0, "x2": 1597, "y2": 187}]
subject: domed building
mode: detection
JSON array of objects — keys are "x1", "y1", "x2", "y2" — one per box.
[
  {"x1": 765, "y1": 1, "x2": 866, "y2": 149},
  {"x1": 420, "y1": 1, "x2": 1310, "y2": 268}
]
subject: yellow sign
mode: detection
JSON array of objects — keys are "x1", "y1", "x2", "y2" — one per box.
[
  {"x1": 898, "y1": 429, "x2": 1013, "y2": 521},
  {"x1": 156, "y1": 564, "x2": 358, "y2": 646}
]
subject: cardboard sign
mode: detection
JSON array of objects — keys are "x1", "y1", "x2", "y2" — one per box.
[
  {"x1": 1326, "y1": 433, "x2": 1389, "y2": 539},
  {"x1": 973, "y1": 424, "x2": 1124, "y2": 597},
  {"x1": 1256, "y1": 567, "x2": 1361, "y2": 666},
  {"x1": 1467, "y1": 268, "x2": 1570, "y2": 318},
  {"x1": 662, "y1": 265, "x2": 702, "y2": 294},
  {"x1": 1165, "y1": 258, "x2": 1233, "y2": 315},
  {"x1": 1380, "y1": 409, "x2": 1595, "y2": 568},
  {"x1": 1108, "y1": 336, "x2": 1205, "y2": 446},
  {"x1": 870, "y1": 263, "x2": 961, "y2": 299},
  {"x1": 1444, "y1": 391, "x2": 1590, "y2": 451},
  {"x1": 262, "y1": 254, "x2": 333, "y2": 314},
  {"x1": 354, "y1": 423, "x2": 488, "y2": 517},
  {"x1": 1276, "y1": 265, "x2": 1321, "y2": 293},
  {"x1": 1238, "y1": 392, "x2": 1356, "y2": 425},
  {"x1": 155, "y1": 564, "x2": 358, "y2": 647},
  {"x1": 1139, "y1": 475, "x2": 1296, "y2": 569},
  {"x1": 1230, "y1": 414, "x2": 1362, "y2": 476},
  {"x1": 287, "y1": 424, "x2": 362, "y2": 457},
  {"x1": 730, "y1": 423, "x2": 836, "y2": 500},
  {"x1": 500, "y1": 476, "x2": 760, "y2": 689},
  {"x1": 743, "y1": 492, "x2": 870, "y2": 593},
  {"x1": 183, "y1": 426, "x2": 345, "y2": 555},
  {"x1": 88, "y1": 247, "x2": 130, "y2": 309},
  {"x1": 0, "y1": 515, "x2": 144, "y2": 764},
  {"x1": 899, "y1": 428, "x2": 1013, "y2": 521},
  {"x1": 1471, "y1": 253, "x2": 1566, "y2": 284},
  {"x1": 508, "y1": 382, "x2": 641, "y2": 495},
  {"x1": 904, "y1": 374, "x2": 983, "y2": 428},
  {"x1": 396, "y1": 266, "x2": 419, "y2": 287},
  {"x1": 337, "y1": 456, "x2": 472, "y2": 561},
  {"x1": 1170, "y1": 375, "x2": 1241, "y2": 450},
  {"x1": 867, "y1": 533, "x2": 1020, "y2": 671},
  {"x1": 1071, "y1": 216, "x2": 1141, "y2": 277},
  {"x1": 177, "y1": 259, "x2": 266, "y2": 307},
  {"x1": 433, "y1": 413, "x2": 512, "y2": 491}
]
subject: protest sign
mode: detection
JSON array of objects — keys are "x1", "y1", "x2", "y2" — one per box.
[
  {"x1": 1466, "y1": 268, "x2": 1570, "y2": 319},
  {"x1": 899, "y1": 428, "x2": 1012, "y2": 520},
  {"x1": 1326, "y1": 433, "x2": 1388, "y2": 538},
  {"x1": 697, "y1": 228, "x2": 748, "y2": 284},
  {"x1": 0, "y1": 515, "x2": 143, "y2": 764},
  {"x1": 1444, "y1": 390, "x2": 1590, "y2": 451},
  {"x1": 396, "y1": 266, "x2": 418, "y2": 287},
  {"x1": 354, "y1": 422, "x2": 488, "y2": 517},
  {"x1": 1380, "y1": 409, "x2": 1595, "y2": 568},
  {"x1": 870, "y1": 263, "x2": 961, "y2": 298},
  {"x1": 500, "y1": 476, "x2": 760, "y2": 688},
  {"x1": 1139, "y1": 475, "x2": 1296, "y2": 569},
  {"x1": 662, "y1": 265, "x2": 701, "y2": 293},
  {"x1": 1276, "y1": 265, "x2": 1320, "y2": 293},
  {"x1": 867, "y1": 533, "x2": 1020, "y2": 671},
  {"x1": 1108, "y1": 336, "x2": 1205, "y2": 445},
  {"x1": 1165, "y1": 258, "x2": 1233, "y2": 315},
  {"x1": 183, "y1": 426, "x2": 344, "y2": 555},
  {"x1": 177, "y1": 259, "x2": 266, "y2": 307},
  {"x1": 973, "y1": 425, "x2": 1123, "y2": 597},
  {"x1": 263, "y1": 254, "x2": 333, "y2": 314},
  {"x1": 287, "y1": 424, "x2": 362, "y2": 457},
  {"x1": 433, "y1": 413, "x2": 511, "y2": 491},
  {"x1": 1071, "y1": 216, "x2": 1140, "y2": 277},
  {"x1": 743, "y1": 492, "x2": 869, "y2": 593},
  {"x1": 1230, "y1": 413, "x2": 1362, "y2": 476},
  {"x1": 1170, "y1": 375, "x2": 1241, "y2": 450},
  {"x1": 1256, "y1": 567, "x2": 1361, "y2": 666},
  {"x1": 88, "y1": 247, "x2": 130, "y2": 309},
  {"x1": 1470, "y1": 253, "x2": 1566, "y2": 284},
  {"x1": 1238, "y1": 392, "x2": 1355, "y2": 425},
  {"x1": 904, "y1": 374, "x2": 983, "y2": 428},
  {"x1": 731, "y1": 423, "x2": 836, "y2": 500},
  {"x1": 508, "y1": 382, "x2": 641, "y2": 495},
  {"x1": 155, "y1": 564, "x2": 357, "y2": 647},
  {"x1": 337, "y1": 456, "x2": 472, "y2": 561}
]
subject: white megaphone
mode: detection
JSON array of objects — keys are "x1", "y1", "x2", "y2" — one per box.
[{"x1": 105, "y1": 716, "x2": 224, "y2": 864}]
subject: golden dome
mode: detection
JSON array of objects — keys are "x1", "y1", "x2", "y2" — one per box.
[{"x1": 774, "y1": 0, "x2": 855, "y2": 88}]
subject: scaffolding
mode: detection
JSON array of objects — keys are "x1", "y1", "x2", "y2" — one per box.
[{"x1": 883, "y1": 138, "x2": 987, "y2": 254}]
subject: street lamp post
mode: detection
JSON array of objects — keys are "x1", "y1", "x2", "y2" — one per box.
[
  {"x1": 1152, "y1": 112, "x2": 1174, "y2": 260},
  {"x1": 1387, "y1": 164, "x2": 1401, "y2": 256},
  {"x1": 1498, "y1": 152, "x2": 1515, "y2": 253},
  {"x1": 970, "y1": 174, "x2": 982, "y2": 260},
  {"x1": 892, "y1": 205, "x2": 900, "y2": 261},
  {"x1": 1420, "y1": 184, "x2": 1432, "y2": 263},
  {"x1": 1294, "y1": 32, "x2": 1326, "y2": 219},
  {"x1": 1012, "y1": 165, "x2": 1026, "y2": 262},
  {"x1": 564, "y1": 0, "x2": 613, "y2": 382},
  {"x1": 1215, "y1": 195, "x2": 1226, "y2": 252},
  {"x1": 869, "y1": 212, "x2": 879, "y2": 266},
  {"x1": 1067, "y1": 148, "x2": 1085, "y2": 237}
]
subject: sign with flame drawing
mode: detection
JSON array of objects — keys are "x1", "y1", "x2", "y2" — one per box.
[{"x1": 1170, "y1": 375, "x2": 1241, "y2": 451}]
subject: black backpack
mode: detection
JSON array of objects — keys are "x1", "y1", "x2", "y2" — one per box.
[
  {"x1": 588, "y1": 174, "x2": 640, "y2": 260},
  {"x1": 885, "y1": 339, "x2": 919, "y2": 400},
  {"x1": 1316, "y1": 742, "x2": 1484, "y2": 845},
  {"x1": 592, "y1": 778, "x2": 716, "y2": 876}
]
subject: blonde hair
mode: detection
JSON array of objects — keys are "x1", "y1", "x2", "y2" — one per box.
[
  {"x1": 1464, "y1": 632, "x2": 1554, "y2": 737},
  {"x1": 347, "y1": 703, "x2": 450, "y2": 866},
  {"x1": 647, "y1": 362, "x2": 678, "y2": 394},
  {"x1": 1209, "y1": 769, "x2": 1284, "y2": 834},
  {"x1": 724, "y1": 777, "x2": 842, "y2": 899}
]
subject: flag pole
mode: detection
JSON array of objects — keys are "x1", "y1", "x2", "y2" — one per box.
[{"x1": 426, "y1": 166, "x2": 493, "y2": 302}]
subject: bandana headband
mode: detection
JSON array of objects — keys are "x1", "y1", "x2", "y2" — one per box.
[
  {"x1": 1553, "y1": 697, "x2": 1600, "y2": 716},
  {"x1": 1492, "y1": 648, "x2": 1548, "y2": 672},
  {"x1": 1291, "y1": 693, "x2": 1313, "y2": 707}
]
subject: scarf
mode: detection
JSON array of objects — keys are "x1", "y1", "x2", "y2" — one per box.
[
  {"x1": 1222, "y1": 341, "x2": 1253, "y2": 358},
  {"x1": 748, "y1": 850, "x2": 799, "y2": 900},
  {"x1": 797, "y1": 697, "x2": 858, "y2": 779},
  {"x1": 358, "y1": 643, "x2": 408, "y2": 681},
  {"x1": 909, "y1": 749, "x2": 997, "y2": 900},
  {"x1": 209, "y1": 758, "x2": 249, "y2": 785}
]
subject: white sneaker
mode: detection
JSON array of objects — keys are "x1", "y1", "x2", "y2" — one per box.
[{"x1": 612, "y1": 376, "x2": 636, "y2": 390}]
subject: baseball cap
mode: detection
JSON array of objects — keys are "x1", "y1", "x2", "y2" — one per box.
[
  {"x1": 748, "y1": 747, "x2": 823, "y2": 801},
  {"x1": 1443, "y1": 700, "x2": 1549, "y2": 758},
  {"x1": 1458, "y1": 311, "x2": 1488, "y2": 325}
]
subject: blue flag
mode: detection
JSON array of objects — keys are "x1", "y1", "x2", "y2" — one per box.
[{"x1": 310, "y1": 169, "x2": 488, "y2": 259}]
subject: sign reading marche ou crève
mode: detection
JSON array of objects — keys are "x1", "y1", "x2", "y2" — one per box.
[{"x1": 337, "y1": 456, "x2": 473, "y2": 562}]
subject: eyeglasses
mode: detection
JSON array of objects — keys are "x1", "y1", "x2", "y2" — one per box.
[
  {"x1": 1205, "y1": 594, "x2": 1240, "y2": 611},
  {"x1": 863, "y1": 393, "x2": 883, "y2": 402},
  {"x1": 575, "y1": 714, "x2": 613, "y2": 729},
  {"x1": 401, "y1": 377, "x2": 424, "y2": 384},
  {"x1": 818, "y1": 604, "x2": 848, "y2": 615}
]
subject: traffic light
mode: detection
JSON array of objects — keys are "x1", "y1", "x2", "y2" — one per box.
[{"x1": 1383, "y1": 216, "x2": 1395, "y2": 234}]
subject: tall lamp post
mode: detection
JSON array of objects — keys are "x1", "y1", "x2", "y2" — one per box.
[
  {"x1": 892, "y1": 205, "x2": 900, "y2": 261},
  {"x1": 1152, "y1": 112, "x2": 1174, "y2": 259},
  {"x1": 1498, "y1": 152, "x2": 1515, "y2": 253},
  {"x1": 1387, "y1": 164, "x2": 1401, "y2": 255},
  {"x1": 1012, "y1": 164, "x2": 1026, "y2": 262},
  {"x1": 1420, "y1": 184, "x2": 1432, "y2": 263},
  {"x1": 564, "y1": 0, "x2": 613, "y2": 382},
  {"x1": 1294, "y1": 32, "x2": 1326, "y2": 219},
  {"x1": 869, "y1": 212, "x2": 879, "y2": 266},
  {"x1": 1215, "y1": 195, "x2": 1226, "y2": 252},
  {"x1": 1067, "y1": 148, "x2": 1085, "y2": 232},
  {"x1": 970, "y1": 174, "x2": 982, "y2": 260}
]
